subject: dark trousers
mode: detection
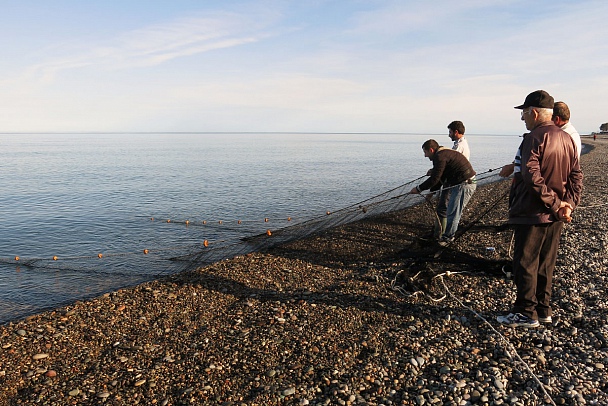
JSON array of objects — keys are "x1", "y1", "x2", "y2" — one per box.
[{"x1": 512, "y1": 222, "x2": 563, "y2": 319}]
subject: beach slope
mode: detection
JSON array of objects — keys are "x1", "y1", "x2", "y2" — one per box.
[{"x1": 1, "y1": 138, "x2": 607, "y2": 405}]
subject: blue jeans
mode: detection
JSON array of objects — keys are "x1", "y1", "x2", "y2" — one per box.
[
  {"x1": 442, "y1": 182, "x2": 476, "y2": 239},
  {"x1": 436, "y1": 188, "x2": 450, "y2": 219}
]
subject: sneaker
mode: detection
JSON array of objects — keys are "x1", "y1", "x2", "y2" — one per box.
[
  {"x1": 538, "y1": 316, "x2": 552, "y2": 324},
  {"x1": 437, "y1": 237, "x2": 454, "y2": 247},
  {"x1": 496, "y1": 312, "x2": 540, "y2": 328}
]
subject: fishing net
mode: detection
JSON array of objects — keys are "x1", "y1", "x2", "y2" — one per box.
[
  {"x1": 1, "y1": 167, "x2": 510, "y2": 324},
  {"x1": 175, "y1": 168, "x2": 508, "y2": 273}
]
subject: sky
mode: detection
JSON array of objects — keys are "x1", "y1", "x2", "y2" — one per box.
[{"x1": 1, "y1": 0, "x2": 607, "y2": 135}]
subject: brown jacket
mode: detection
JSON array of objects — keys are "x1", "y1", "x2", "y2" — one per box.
[{"x1": 508, "y1": 122, "x2": 583, "y2": 224}]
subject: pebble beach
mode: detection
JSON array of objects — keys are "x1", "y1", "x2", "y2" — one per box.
[{"x1": 1, "y1": 137, "x2": 607, "y2": 406}]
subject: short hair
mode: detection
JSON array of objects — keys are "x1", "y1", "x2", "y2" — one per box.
[
  {"x1": 422, "y1": 139, "x2": 439, "y2": 151},
  {"x1": 553, "y1": 101, "x2": 571, "y2": 121},
  {"x1": 447, "y1": 120, "x2": 465, "y2": 134},
  {"x1": 531, "y1": 107, "x2": 554, "y2": 122}
]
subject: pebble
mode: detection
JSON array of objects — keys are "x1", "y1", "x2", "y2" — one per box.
[{"x1": 0, "y1": 140, "x2": 607, "y2": 406}]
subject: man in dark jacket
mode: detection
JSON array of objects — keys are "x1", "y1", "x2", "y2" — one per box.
[
  {"x1": 497, "y1": 90, "x2": 583, "y2": 328},
  {"x1": 409, "y1": 139, "x2": 476, "y2": 245}
]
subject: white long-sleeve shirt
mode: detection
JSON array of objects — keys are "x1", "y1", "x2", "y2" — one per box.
[
  {"x1": 561, "y1": 122, "x2": 581, "y2": 158},
  {"x1": 452, "y1": 137, "x2": 470, "y2": 160}
]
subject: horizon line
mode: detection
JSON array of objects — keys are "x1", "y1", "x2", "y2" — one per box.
[{"x1": 0, "y1": 131, "x2": 522, "y2": 136}]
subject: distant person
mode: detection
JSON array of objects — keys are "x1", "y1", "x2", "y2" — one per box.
[
  {"x1": 409, "y1": 139, "x2": 476, "y2": 246},
  {"x1": 552, "y1": 101, "x2": 581, "y2": 158},
  {"x1": 497, "y1": 90, "x2": 583, "y2": 328},
  {"x1": 432, "y1": 121, "x2": 471, "y2": 239}
]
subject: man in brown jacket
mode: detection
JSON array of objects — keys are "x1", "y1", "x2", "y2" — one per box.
[
  {"x1": 497, "y1": 90, "x2": 583, "y2": 328},
  {"x1": 409, "y1": 139, "x2": 476, "y2": 245}
]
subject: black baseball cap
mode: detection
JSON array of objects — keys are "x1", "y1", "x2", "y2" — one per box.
[{"x1": 514, "y1": 90, "x2": 554, "y2": 109}]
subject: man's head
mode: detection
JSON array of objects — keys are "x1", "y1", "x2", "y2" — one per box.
[
  {"x1": 447, "y1": 121, "x2": 465, "y2": 141},
  {"x1": 422, "y1": 139, "x2": 440, "y2": 160},
  {"x1": 552, "y1": 101, "x2": 571, "y2": 127},
  {"x1": 514, "y1": 90, "x2": 555, "y2": 131}
]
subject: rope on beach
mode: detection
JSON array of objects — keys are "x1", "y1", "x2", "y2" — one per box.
[
  {"x1": 384, "y1": 175, "x2": 559, "y2": 402},
  {"x1": 436, "y1": 273, "x2": 558, "y2": 406},
  {"x1": 389, "y1": 263, "x2": 557, "y2": 403},
  {"x1": 389, "y1": 269, "x2": 447, "y2": 302}
]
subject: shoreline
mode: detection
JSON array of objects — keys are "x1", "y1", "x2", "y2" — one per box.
[{"x1": 1, "y1": 139, "x2": 607, "y2": 405}]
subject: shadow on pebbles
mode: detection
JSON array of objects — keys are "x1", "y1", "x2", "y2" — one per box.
[{"x1": 1, "y1": 138, "x2": 608, "y2": 405}]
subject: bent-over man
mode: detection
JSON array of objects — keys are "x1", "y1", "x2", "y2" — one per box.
[
  {"x1": 433, "y1": 121, "x2": 472, "y2": 239},
  {"x1": 409, "y1": 139, "x2": 476, "y2": 246}
]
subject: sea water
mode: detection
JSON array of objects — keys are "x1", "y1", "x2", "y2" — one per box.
[{"x1": 0, "y1": 132, "x2": 521, "y2": 323}]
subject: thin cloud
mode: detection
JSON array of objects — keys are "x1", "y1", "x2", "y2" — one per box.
[
  {"x1": 15, "y1": 11, "x2": 278, "y2": 85},
  {"x1": 2, "y1": 1, "x2": 608, "y2": 133},
  {"x1": 109, "y1": 13, "x2": 271, "y2": 68}
]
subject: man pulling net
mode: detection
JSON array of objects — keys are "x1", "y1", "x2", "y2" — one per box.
[{"x1": 409, "y1": 139, "x2": 477, "y2": 246}]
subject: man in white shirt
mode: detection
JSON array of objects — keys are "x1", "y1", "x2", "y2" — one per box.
[
  {"x1": 449, "y1": 120, "x2": 470, "y2": 160},
  {"x1": 552, "y1": 101, "x2": 581, "y2": 158},
  {"x1": 431, "y1": 121, "x2": 471, "y2": 240}
]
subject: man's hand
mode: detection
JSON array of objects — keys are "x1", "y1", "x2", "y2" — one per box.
[
  {"x1": 499, "y1": 163, "x2": 515, "y2": 177},
  {"x1": 558, "y1": 201, "x2": 573, "y2": 222},
  {"x1": 409, "y1": 187, "x2": 420, "y2": 195}
]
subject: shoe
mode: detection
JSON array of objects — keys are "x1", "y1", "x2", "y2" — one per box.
[
  {"x1": 437, "y1": 237, "x2": 454, "y2": 247},
  {"x1": 538, "y1": 316, "x2": 552, "y2": 324},
  {"x1": 496, "y1": 312, "x2": 540, "y2": 328}
]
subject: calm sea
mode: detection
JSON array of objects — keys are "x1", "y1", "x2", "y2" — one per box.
[{"x1": 0, "y1": 132, "x2": 520, "y2": 323}]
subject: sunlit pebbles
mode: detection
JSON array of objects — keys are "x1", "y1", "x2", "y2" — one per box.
[{"x1": 0, "y1": 137, "x2": 606, "y2": 405}]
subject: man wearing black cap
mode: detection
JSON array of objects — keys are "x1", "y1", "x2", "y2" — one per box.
[{"x1": 497, "y1": 90, "x2": 583, "y2": 328}]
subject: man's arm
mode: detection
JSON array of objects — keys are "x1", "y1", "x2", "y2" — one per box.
[
  {"x1": 417, "y1": 157, "x2": 446, "y2": 192},
  {"x1": 499, "y1": 163, "x2": 515, "y2": 177}
]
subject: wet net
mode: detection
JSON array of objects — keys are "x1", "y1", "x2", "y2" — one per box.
[
  {"x1": 0, "y1": 167, "x2": 509, "y2": 324},
  {"x1": 174, "y1": 168, "x2": 507, "y2": 272}
]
